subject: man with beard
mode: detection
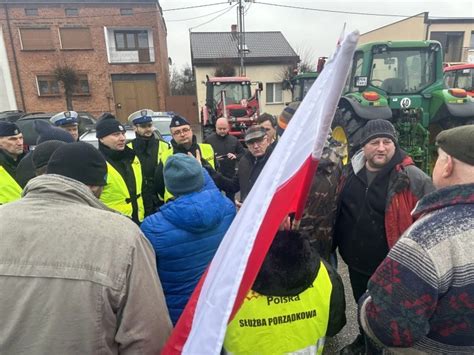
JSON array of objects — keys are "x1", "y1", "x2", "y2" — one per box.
[
  {"x1": 96, "y1": 114, "x2": 144, "y2": 224},
  {"x1": 335, "y1": 119, "x2": 434, "y2": 354},
  {"x1": 128, "y1": 109, "x2": 169, "y2": 216},
  {"x1": 155, "y1": 114, "x2": 216, "y2": 202},
  {"x1": 0, "y1": 121, "x2": 25, "y2": 204}
]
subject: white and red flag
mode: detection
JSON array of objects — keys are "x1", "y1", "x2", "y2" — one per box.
[{"x1": 163, "y1": 30, "x2": 359, "y2": 355}]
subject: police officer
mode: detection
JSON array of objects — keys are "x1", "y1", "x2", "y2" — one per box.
[
  {"x1": 0, "y1": 121, "x2": 25, "y2": 204},
  {"x1": 127, "y1": 109, "x2": 169, "y2": 216},
  {"x1": 96, "y1": 114, "x2": 144, "y2": 224},
  {"x1": 50, "y1": 111, "x2": 80, "y2": 141},
  {"x1": 155, "y1": 115, "x2": 216, "y2": 202}
]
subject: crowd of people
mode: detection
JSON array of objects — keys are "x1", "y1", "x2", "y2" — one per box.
[{"x1": 0, "y1": 104, "x2": 473, "y2": 354}]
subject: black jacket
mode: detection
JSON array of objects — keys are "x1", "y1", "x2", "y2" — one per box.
[
  {"x1": 99, "y1": 143, "x2": 140, "y2": 224},
  {"x1": 334, "y1": 148, "x2": 404, "y2": 275},
  {"x1": 204, "y1": 133, "x2": 245, "y2": 178},
  {"x1": 130, "y1": 136, "x2": 167, "y2": 216},
  {"x1": 15, "y1": 152, "x2": 35, "y2": 188}
]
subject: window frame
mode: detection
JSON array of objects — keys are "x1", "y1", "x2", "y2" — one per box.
[
  {"x1": 25, "y1": 8, "x2": 38, "y2": 16},
  {"x1": 65, "y1": 8, "x2": 79, "y2": 17},
  {"x1": 20, "y1": 28, "x2": 54, "y2": 51},
  {"x1": 265, "y1": 82, "x2": 283, "y2": 104},
  {"x1": 73, "y1": 74, "x2": 91, "y2": 96},
  {"x1": 114, "y1": 30, "x2": 149, "y2": 51},
  {"x1": 36, "y1": 75, "x2": 60, "y2": 97},
  {"x1": 120, "y1": 8, "x2": 134, "y2": 16},
  {"x1": 59, "y1": 27, "x2": 93, "y2": 50}
]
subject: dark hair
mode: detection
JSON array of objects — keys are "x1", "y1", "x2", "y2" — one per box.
[{"x1": 257, "y1": 113, "x2": 277, "y2": 128}]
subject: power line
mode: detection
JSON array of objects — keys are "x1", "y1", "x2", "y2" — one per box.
[
  {"x1": 167, "y1": 5, "x2": 233, "y2": 22},
  {"x1": 189, "y1": 3, "x2": 238, "y2": 31},
  {"x1": 256, "y1": 1, "x2": 422, "y2": 18},
  {"x1": 163, "y1": 2, "x2": 230, "y2": 12}
]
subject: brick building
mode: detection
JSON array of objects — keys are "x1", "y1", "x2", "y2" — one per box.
[{"x1": 0, "y1": 0, "x2": 170, "y2": 122}]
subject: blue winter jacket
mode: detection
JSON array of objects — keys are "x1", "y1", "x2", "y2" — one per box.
[{"x1": 140, "y1": 169, "x2": 236, "y2": 325}]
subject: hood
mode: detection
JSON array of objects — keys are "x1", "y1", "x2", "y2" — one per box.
[
  {"x1": 160, "y1": 171, "x2": 229, "y2": 233},
  {"x1": 412, "y1": 183, "x2": 474, "y2": 219},
  {"x1": 23, "y1": 174, "x2": 116, "y2": 213},
  {"x1": 253, "y1": 230, "x2": 319, "y2": 296}
]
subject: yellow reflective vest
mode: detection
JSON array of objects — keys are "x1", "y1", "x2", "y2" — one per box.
[
  {"x1": 224, "y1": 262, "x2": 332, "y2": 355},
  {"x1": 0, "y1": 165, "x2": 22, "y2": 204},
  {"x1": 127, "y1": 139, "x2": 170, "y2": 164},
  {"x1": 100, "y1": 156, "x2": 145, "y2": 222},
  {"x1": 160, "y1": 143, "x2": 215, "y2": 202}
]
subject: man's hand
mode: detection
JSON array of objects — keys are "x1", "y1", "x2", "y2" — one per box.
[{"x1": 227, "y1": 153, "x2": 237, "y2": 160}]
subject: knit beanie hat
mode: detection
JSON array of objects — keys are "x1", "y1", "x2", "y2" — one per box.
[
  {"x1": 359, "y1": 119, "x2": 398, "y2": 146},
  {"x1": 35, "y1": 120, "x2": 75, "y2": 144},
  {"x1": 277, "y1": 102, "x2": 300, "y2": 136},
  {"x1": 436, "y1": 125, "x2": 474, "y2": 166},
  {"x1": 32, "y1": 140, "x2": 67, "y2": 170},
  {"x1": 47, "y1": 142, "x2": 107, "y2": 186},
  {"x1": 95, "y1": 114, "x2": 126, "y2": 139},
  {"x1": 164, "y1": 153, "x2": 204, "y2": 196},
  {"x1": 0, "y1": 121, "x2": 21, "y2": 137}
]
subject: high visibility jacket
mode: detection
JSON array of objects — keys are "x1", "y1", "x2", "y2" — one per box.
[
  {"x1": 160, "y1": 143, "x2": 215, "y2": 202},
  {"x1": 224, "y1": 262, "x2": 332, "y2": 355},
  {"x1": 0, "y1": 166, "x2": 22, "y2": 204},
  {"x1": 100, "y1": 156, "x2": 145, "y2": 222},
  {"x1": 127, "y1": 139, "x2": 170, "y2": 164}
]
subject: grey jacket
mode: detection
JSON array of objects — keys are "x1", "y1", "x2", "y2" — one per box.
[{"x1": 0, "y1": 174, "x2": 172, "y2": 354}]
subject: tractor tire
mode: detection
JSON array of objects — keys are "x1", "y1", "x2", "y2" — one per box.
[{"x1": 331, "y1": 107, "x2": 367, "y2": 163}]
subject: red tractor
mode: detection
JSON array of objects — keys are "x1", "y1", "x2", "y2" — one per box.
[
  {"x1": 201, "y1": 76, "x2": 262, "y2": 140},
  {"x1": 444, "y1": 63, "x2": 474, "y2": 97}
]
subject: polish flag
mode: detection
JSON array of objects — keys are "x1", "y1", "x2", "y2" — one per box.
[{"x1": 163, "y1": 30, "x2": 359, "y2": 355}]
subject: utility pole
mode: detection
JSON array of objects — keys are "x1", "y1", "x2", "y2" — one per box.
[{"x1": 230, "y1": 0, "x2": 252, "y2": 76}]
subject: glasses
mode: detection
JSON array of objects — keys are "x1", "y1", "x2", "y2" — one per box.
[
  {"x1": 172, "y1": 127, "x2": 191, "y2": 136},
  {"x1": 263, "y1": 127, "x2": 272, "y2": 132}
]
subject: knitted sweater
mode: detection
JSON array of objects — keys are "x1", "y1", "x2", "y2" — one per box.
[{"x1": 359, "y1": 183, "x2": 474, "y2": 354}]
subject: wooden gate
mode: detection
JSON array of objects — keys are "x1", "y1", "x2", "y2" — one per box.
[{"x1": 112, "y1": 74, "x2": 159, "y2": 123}]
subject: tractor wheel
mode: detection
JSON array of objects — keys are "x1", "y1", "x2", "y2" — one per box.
[{"x1": 331, "y1": 107, "x2": 366, "y2": 164}]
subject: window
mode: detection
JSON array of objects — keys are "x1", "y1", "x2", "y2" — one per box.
[
  {"x1": 25, "y1": 8, "x2": 38, "y2": 16},
  {"x1": 59, "y1": 28, "x2": 92, "y2": 49},
  {"x1": 20, "y1": 28, "x2": 54, "y2": 50},
  {"x1": 73, "y1": 75, "x2": 90, "y2": 95},
  {"x1": 65, "y1": 8, "x2": 79, "y2": 16},
  {"x1": 266, "y1": 83, "x2": 283, "y2": 103},
  {"x1": 36, "y1": 75, "x2": 60, "y2": 96},
  {"x1": 120, "y1": 8, "x2": 133, "y2": 16},
  {"x1": 114, "y1": 30, "x2": 149, "y2": 50},
  {"x1": 470, "y1": 31, "x2": 474, "y2": 48}
]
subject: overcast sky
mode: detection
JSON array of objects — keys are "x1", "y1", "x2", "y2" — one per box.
[{"x1": 159, "y1": 0, "x2": 474, "y2": 69}]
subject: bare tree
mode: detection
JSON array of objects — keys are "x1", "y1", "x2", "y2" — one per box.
[
  {"x1": 214, "y1": 58, "x2": 236, "y2": 77},
  {"x1": 279, "y1": 45, "x2": 318, "y2": 87},
  {"x1": 170, "y1": 64, "x2": 196, "y2": 95},
  {"x1": 54, "y1": 65, "x2": 79, "y2": 111}
]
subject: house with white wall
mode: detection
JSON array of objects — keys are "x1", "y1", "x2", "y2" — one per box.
[{"x1": 190, "y1": 30, "x2": 299, "y2": 117}]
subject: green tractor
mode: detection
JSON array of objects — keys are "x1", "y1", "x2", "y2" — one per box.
[
  {"x1": 332, "y1": 40, "x2": 474, "y2": 172},
  {"x1": 288, "y1": 57, "x2": 327, "y2": 103}
]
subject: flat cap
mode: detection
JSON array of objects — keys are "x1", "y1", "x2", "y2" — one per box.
[
  {"x1": 245, "y1": 125, "x2": 266, "y2": 143},
  {"x1": 436, "y1": 125, "x2": 474, "y2": 166},
  {"x1": 50, "y1": 111, "x2": 78, "y2": 126}
]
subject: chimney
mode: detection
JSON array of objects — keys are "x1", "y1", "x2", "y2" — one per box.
[{"x1": 231, "y1": 24, "x2": 237, "y2": 33}]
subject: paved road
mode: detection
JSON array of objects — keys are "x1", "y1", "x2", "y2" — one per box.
[{"x1": 324, "y1": 255, "x2": 359, "y2": 354}]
